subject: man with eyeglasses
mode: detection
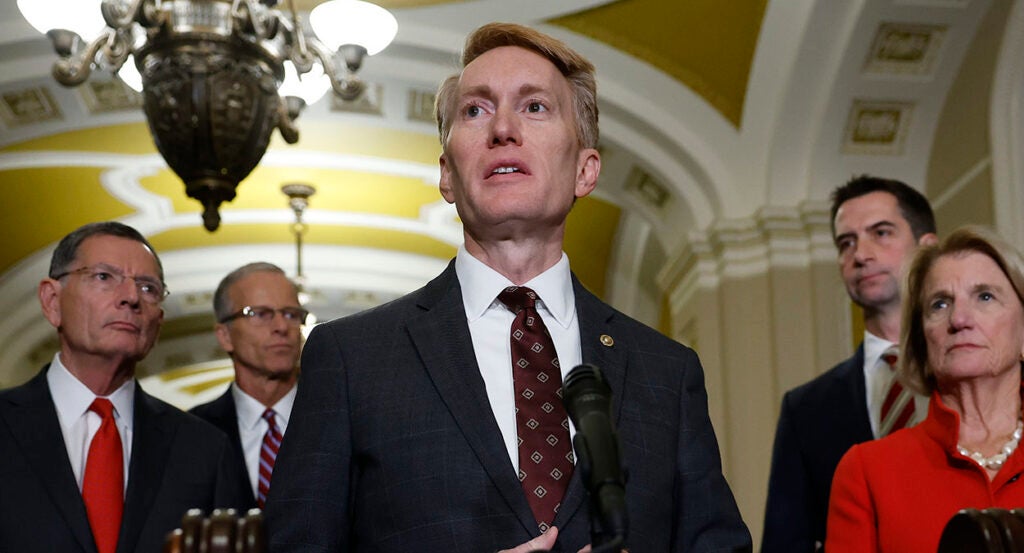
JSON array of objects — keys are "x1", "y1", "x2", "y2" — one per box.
[
  {"x1": 0, "y1": 221, "x2": 247, "y2": 553},
  {"x1": 191, "y1": 262, "x2": 306, "y2": 509}
]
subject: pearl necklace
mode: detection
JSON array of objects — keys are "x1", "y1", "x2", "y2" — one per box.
[{"x1": 957, "y1": 418, "x2": 1024, "y2": 471}]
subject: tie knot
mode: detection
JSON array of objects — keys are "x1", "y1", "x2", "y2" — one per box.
[
  {"x1": 89, "y1": 398, "x2": 115, "y2": 420},
  {"x1": 262, "y1": 408, "x2": 276, "y2": 424},
  {"x1": 882, "y1": 345, "x2": 900, "y2": 369},
  {"x1": 497, "y1": 286, "x2": 539, "y2": 314}
]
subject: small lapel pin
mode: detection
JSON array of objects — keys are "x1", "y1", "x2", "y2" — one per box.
[{"x1": 600, "y1": 334, "x2": 614, "y2": 347}]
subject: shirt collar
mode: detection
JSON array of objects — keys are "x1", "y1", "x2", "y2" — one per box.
[
  {"x1": 231, "y1": 382, "x2": 297, "y2": 430},
  {"x1": 863, "y1": 330, "x2": 897, "y2": 372},
  {"x1": 454, "y1": 245, "x2": 576, "y2": 329},
  {"x1": 47, "y1": 353, "x2": 135, "y2": 430}
]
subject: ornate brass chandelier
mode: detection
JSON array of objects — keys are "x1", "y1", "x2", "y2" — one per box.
[{"x1": 18, "y1": 0, "x2": 396, "y2": 231}]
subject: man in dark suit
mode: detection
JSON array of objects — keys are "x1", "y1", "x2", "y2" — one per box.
[
  {"x1": 191, "y1": 262, "x2": 304, "y2": 509},
  {"x1": 266, "y1": 22, "x2": 751, "y2": 553},
  {"x1": 0, "y1": 221, "x2": 247, "y2": 553},
  {"x1": 761, "y1": 177, "x2": 938, "y2": 552}
]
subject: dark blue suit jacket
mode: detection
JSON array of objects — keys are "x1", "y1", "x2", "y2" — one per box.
[
  {"x1": 0, "y1": 367, "x2": 249, "y2": 553},
  {"x1": 266, "y1": 263, "x2": 751, "y2": 552},
  {"x1": 761, "y1": 345, "x2": 874, "y2": 553},
  {"x1": 189, "y1": 387, "x2": 259, "y2": 509}
]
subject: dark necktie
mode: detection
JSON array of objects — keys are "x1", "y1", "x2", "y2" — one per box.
[
  {"x1": 879, "y1": 346, "x2": 915, "y2": 436},
  {"x1": 258, "y1": 408, "x2": 282, "y2": 508},
  {"x1": 82, "y1": 398, "x2": 123, "y2": 553},
  {"x1": 497, "y1": 286, "x2": 574, "y2": 532}
]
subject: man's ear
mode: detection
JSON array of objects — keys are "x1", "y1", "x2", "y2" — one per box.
[
  {"x1": 439, "y1": 154, "x2": 455, "y2": 204},
  {"x1": 215, "y1": 323, "x2": 234, "y2": 354},
  {"x1": 574, "y1": 148, "x2": 601, "y2": 199},
  {"x1": 919, "y1": 232, "x2": 939, "y2": 247},
  {"x1": 38, "y1": 279, "x2": 62, "y2": 329}
]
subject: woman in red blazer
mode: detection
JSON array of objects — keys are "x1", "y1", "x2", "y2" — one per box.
[{"x1": 826, "y1": 226, "x2": 1024, "y2": 553}]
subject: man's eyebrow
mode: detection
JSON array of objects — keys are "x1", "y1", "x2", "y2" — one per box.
[
  {"x1": 459, "y1": 83, "x2": 552, "y2": 100},
  {"x1": 835, "y1": 220, "x2": 898, "y2": 244},
  {"x1": 459, "y1": 84, "x2": 493, "y2": 100},
  {"x1": 866, "y1": 220, "x2": 897, "y2": 231}
]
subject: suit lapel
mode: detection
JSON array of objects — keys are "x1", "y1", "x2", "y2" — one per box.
[
  {"x1": 406, "y1": 264, "x2": 539, "y2": 534},
  {"x1": 845, "y1": 345, "x2": 874, "y2": 441},
  {"x1": 1, "y1": 368, "x2": 97, "y2": 553},
  {"x1": 117, "y1": 384, "x2": 174, "y2": 553},
  {"x1": 552, "y1": 278, "x2": 628, "y2": 530},
  {"x1": 207, "y1": 391, "x2": 254, "y2": 505}
]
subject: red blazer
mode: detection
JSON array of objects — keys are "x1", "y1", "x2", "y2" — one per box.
[{"x1": 826, "y1": 390, "x2": 1024, "y2": 552}]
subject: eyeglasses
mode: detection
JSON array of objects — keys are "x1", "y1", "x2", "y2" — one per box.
[
  {"x1": 53, "y1": 264, "x2": 169, "y2": 304},
  {"x1": 219, "y1": 305, "x2": 310, "y2": 326}
]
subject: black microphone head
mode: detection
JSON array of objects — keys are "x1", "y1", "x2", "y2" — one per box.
[{"x1": 562, "y1": 363, "x2": 611, "y2": 426}]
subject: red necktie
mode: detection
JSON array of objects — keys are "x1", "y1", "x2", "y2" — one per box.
[
  {"x1": 258, "y1": 408, "x2": 282, "y2": 508},
  {"x1": 879, "y1": 346, "x2": 915, "y2": 436},
  {"x1": 498, "y1": 286, "x2": 574, "y2": 533},
  {"x1": 82, "y1": 398, "x2": 124, "y2": 553}
]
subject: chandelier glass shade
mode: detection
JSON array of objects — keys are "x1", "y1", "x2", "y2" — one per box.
[{"x1": 17, "y1": 0, "x2": 397, "y2": 231}]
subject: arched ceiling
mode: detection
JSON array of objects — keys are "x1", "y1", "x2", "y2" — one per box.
[{"x1": 0, "y1": 0, "x2": 1016, "y2": 390}]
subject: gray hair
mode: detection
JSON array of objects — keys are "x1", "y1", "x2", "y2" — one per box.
[
  {"x1": 49, "y1": 221, "x2": 164, "y2": 282},
  {"x1": 213, "y1": 262, "x2": 296, "y2": 321}
]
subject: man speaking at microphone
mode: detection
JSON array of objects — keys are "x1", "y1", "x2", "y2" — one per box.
[{"x1": 266, "y1": 22, "x2": 751, "y2": 553}]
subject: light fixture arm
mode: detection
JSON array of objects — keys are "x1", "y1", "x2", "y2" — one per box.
[
  {"x1": 101, "y1": 0, "x2": 160, "y2": 30},
  {"x1": 48, "y1": 29, "x2": 110, "y2": 85},
  {"x1": 230, "y1": 0, "x2": 281, "y2": 42},
  {"x1": 307, "y1": 40, "x2": 366, "y2": 102}
]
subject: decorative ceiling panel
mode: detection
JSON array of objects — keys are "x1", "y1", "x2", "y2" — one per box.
[
  {"x1": 0, "y1": 86, "x2": 63, "y2": 127},
  {"x1": 864, "y1": 23, "x2": 947, "y2": 77},
  {"x1": 842, "y1": 99, "x2": 915, "y2": 155}
]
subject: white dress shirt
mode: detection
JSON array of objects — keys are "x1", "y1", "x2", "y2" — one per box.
[
  {"x1": 455, "y1": 245, "x2": 582, "y2": 472},
  {"x1": 862, "y1": 331, "x2": 929, "y2": 438},
  {"x1": 231, "y1": 382, "x2": 296, "y2": 498},
  {"x1": 47, "y1": 353, "x2": 134, "y2": 492}
]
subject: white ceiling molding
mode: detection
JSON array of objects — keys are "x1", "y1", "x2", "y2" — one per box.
[
  {"x1": 656, "y1": 203, "x2": 835, "y2": 315},
  {"x1": 990, "y1": 0, "x2": 1024, "y2": 248}
]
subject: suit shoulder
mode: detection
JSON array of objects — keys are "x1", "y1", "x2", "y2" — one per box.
[
  {"x1": 188, "y1": 389, "x2": 230, "y2": 418},
  {"x1": 783, "y1": 354, "x2": 861, "y2": 409},
  {"x1": 141, "y1": 390, "x2": 232, "y2": 445},
  {"x1": 0, "y1": 368, "x2": 49, "y2": 404},
  {"x1": 605, "y1": 304, "x2": 695, "y2": 356},
  {"x1": 314, "y1": 275, "x2": 445, "y2": 338}
]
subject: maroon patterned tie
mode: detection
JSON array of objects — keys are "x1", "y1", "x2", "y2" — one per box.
[
  {"x1": 879, "y1": 346, "x2": 915, "y2": 436},
  {"x1": 497, "y1": 286, "x2": 574, "y2": 532}
]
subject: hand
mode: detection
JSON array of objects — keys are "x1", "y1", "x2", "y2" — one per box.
[{"x1": 498, "y1": 526, "x2": 559, "y2": 553}]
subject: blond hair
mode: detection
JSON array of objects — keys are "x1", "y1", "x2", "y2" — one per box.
[{"x1": 899, "y1": 226, "x2": 1024, "y2": 394}]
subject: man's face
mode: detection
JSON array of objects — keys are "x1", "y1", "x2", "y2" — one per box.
[
  {"x1": 215, "y1": 271, "x2": 302, "y2": 381},
  {"x1": 40, "y1": 235, "x2": 164, "y2": 366},
  {"x1": 833, "y1": 191, "x2": 932, "y2": 313},
  {"x1": 438, "y1": 46, "x2": 600, "y2": 239}
]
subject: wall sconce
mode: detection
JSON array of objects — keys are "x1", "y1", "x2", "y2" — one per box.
[{"x1": 18, "y1": 0, "x2": 396, "y2": 232}]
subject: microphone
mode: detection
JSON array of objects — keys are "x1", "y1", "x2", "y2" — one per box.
[{"x1": 562, "y1": 364, "x2": 627, "y2": 550}]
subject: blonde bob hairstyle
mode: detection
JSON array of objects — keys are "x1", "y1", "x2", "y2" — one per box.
[
  {"x1": 898, "y1": 225, "x2": 1024, "y2": 395},
  {"x1": 433, "y1": 22, "x2": 599, "y2": 150}
]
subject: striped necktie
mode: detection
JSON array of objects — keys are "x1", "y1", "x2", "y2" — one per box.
[
  {"x1": 879, "y1": 346, "x2": 916, "y2": 437},
  {"x1": 258, "y1": 408, "x2": 282, "y2": 507}
]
